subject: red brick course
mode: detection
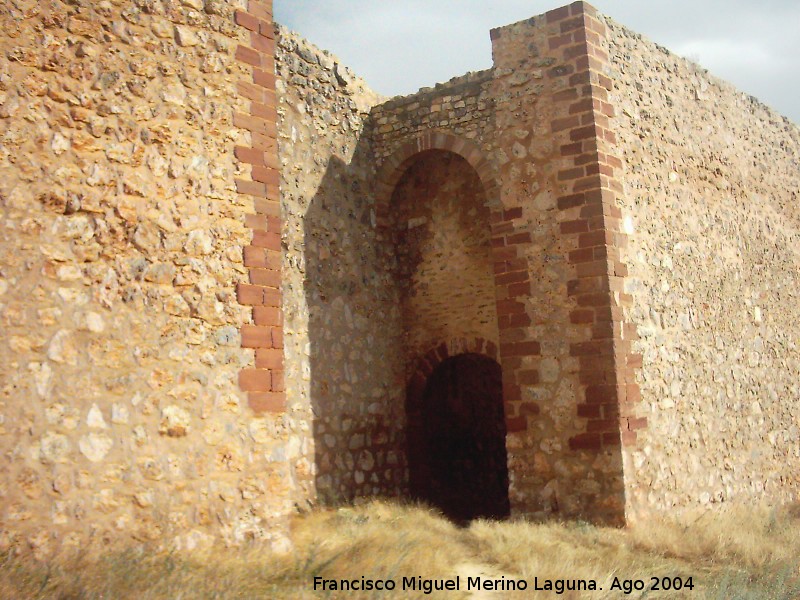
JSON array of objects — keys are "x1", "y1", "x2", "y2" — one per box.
[
  {"x1": 234, "y1": 0, "x2": 284, "y2": 408},
  {"x1": 544, "y1": 3, "x2": 644, "y2": 452}
]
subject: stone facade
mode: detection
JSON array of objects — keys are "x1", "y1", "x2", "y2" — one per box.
[
  {"x1": 274, "y1": 25, "x2": 406, "y2": 506},
  {"x1": 604, "y1": 17, "x2": 800, "y2": 518},
  {"x1": 1, "y1": 0, "x2": 798, "y2": 554},
  {"x1": 0, "y1": 0, "x2": 296, "y2": 555}
]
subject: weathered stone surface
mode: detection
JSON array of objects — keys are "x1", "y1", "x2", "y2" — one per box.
[
  {"x1": 1, "y1": 0, "x2": 798, "y2": 557},
  {"x1": 0, "y1": 0, "x2": 294, "y2": 555},
  {"x1": 276, "y1": 26, "x2": 405, "y2": 505},
  {"x1": 39, "y1": 432, "x2": 72, "y2": 464},
  {"x1": 159, "y1": 405, "x2": 191, "y2": 437},
  {"x1": 390, "y1": 152, "x2": 498, "y2": 371},
  {"x1": 78, "y1": 433, "x2": 113, "y2": 463},
  {"x1": 174, "y1": 25, "x2": 201, "y2": 47},
  {"x1": 604, "y1": 16, "x2": 800, "y2": 517},
  {"x1": 87, "y1": 404, "x2": 108, "y2": 429}
]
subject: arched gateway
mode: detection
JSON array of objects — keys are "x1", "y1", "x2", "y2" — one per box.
[
  {"x1": 407, "y1": 351, "x2": 510, "y2": 522},
  {"x1": 381, "y1": 133, "x2": 509, "y2": 521}
]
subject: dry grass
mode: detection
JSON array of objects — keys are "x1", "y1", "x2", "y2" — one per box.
[
  {"x1": 2, "y1": 500, "x2": 799, "y2": 599},
  {"x1": 467, "y1": 503, "x2": 800, "y2": 599}
]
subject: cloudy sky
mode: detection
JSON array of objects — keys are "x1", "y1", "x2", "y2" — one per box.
[{"x1": 274, "y1": 0, "x2": 800, "y2": 125}]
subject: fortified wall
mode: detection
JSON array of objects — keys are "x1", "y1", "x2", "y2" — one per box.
[
  {"x1": 1, "y1": 0, "x2": 798, "y2": 555},
  {"x1": 604, "y1": 18, "x2": 800, "y2": 514},
  {"x1": 0, "y1": 0, "x2": 296, "y2": 554}
]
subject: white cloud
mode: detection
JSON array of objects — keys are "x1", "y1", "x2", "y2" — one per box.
[{"x1": 674, "y1": 39, "x2": 779, "y2": 72}]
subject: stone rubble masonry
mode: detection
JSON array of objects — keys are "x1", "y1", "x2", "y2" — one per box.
[
  {"x1": 366, "y1": 2, "x2": 636, "y2": 523},
  {"x1": 0, "y1": 0, "x2": 297, "y2": 556},
  {"x1": 367, "y1": 0, "x2": 798, "y2": 523},
  {"x1": 603, "y1": 15, "x2": 800, "y2": 518},
  {"x1": 485, "y1": 2, "x2": 629, "y2": 523},
  {"x1": 273, "y1": 24, "x2": 401, "y2": 506},
  {"x1": 1, "y1": 0, "x2": 799, "y2": 555},
  {"x1": 389, "y1": 150, "x2": 499, "y2": 384}
]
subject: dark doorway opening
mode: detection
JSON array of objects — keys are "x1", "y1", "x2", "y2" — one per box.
[{"x1": 407, "y1": 353, "x2": 510, "y2": 523}]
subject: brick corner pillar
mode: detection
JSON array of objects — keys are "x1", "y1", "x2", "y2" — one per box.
[
  {"x1": 233, "y1": 0, "x2": 285, "y2": 415},
  {"x1": 490, "y1": 1, "x2": 643, "y2": 524},
  {"x1": 543, "y1": 2, "x2": 644, "y2": 464}
]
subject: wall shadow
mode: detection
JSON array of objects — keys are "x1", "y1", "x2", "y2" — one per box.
[
  {"x1": 302, "y1": 123, "x2": 408, "y2": 505},
  {"x1": 303, "y1": 132, "x2": 511, "y2": 517}
]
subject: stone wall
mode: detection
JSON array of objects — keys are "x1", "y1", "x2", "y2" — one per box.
[
  {"x1": 274, "y1": 0, "x2": 800, "y2": 526},
  {"x1": 0, "y1": 0, "x2": 298, "y2": 555},
  {"x1": 371, "y1": 71, "x2": 494, "y2": 162},
  {"x1": 274, "y1": 26, "x2": 408, "y2": 505},
  {"x1": 486, "y1": 5, "x2": 631, "y2": 523},
  {"x1": 389, "y1": 150, "x2": 498, "y2": 377},
  {"x1": 367, "y1": 3, "x2": 635, "y2": 523},
  {"x1": 2, "y1": 0, "x2": 798, "y2": 553},
  {"x1": 604, "y1": 17, "x2": 800, "y2": 517}
]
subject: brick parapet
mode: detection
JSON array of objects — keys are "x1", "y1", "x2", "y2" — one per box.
[{"x1": 234, "y1": 0, "x2": 284, "y2": 415}]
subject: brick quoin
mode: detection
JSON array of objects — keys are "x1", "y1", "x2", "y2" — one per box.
[
  {"x1": 541, "y1": 2, "x2": 644, "y2": 454},
  {"x1": 234, "y1": 0, "x2": 284, "y2": 414}
]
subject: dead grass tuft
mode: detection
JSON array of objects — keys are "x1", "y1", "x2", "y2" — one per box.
[
  {"x1": 1, "y1": 499, "x2": 799, "y2": 599},
  {"x1": 628, "y1": 504, "x2": 800, "y2": 570}
]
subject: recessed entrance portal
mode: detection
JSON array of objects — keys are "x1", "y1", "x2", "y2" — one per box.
[
  {"x1": 407, "y1": 353, "x2": 510, "y2": 522},
  {"x1": 385, "y1": 145, "x2": 507, "y2": 522}
]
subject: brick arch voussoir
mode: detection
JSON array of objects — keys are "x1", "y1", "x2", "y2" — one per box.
[
  {"x1": 406, "y1": 337, "x2": 499, "y2": 414},
  {"x1": 375, "y1": 131, "x2": 499, "y2": 225}
]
